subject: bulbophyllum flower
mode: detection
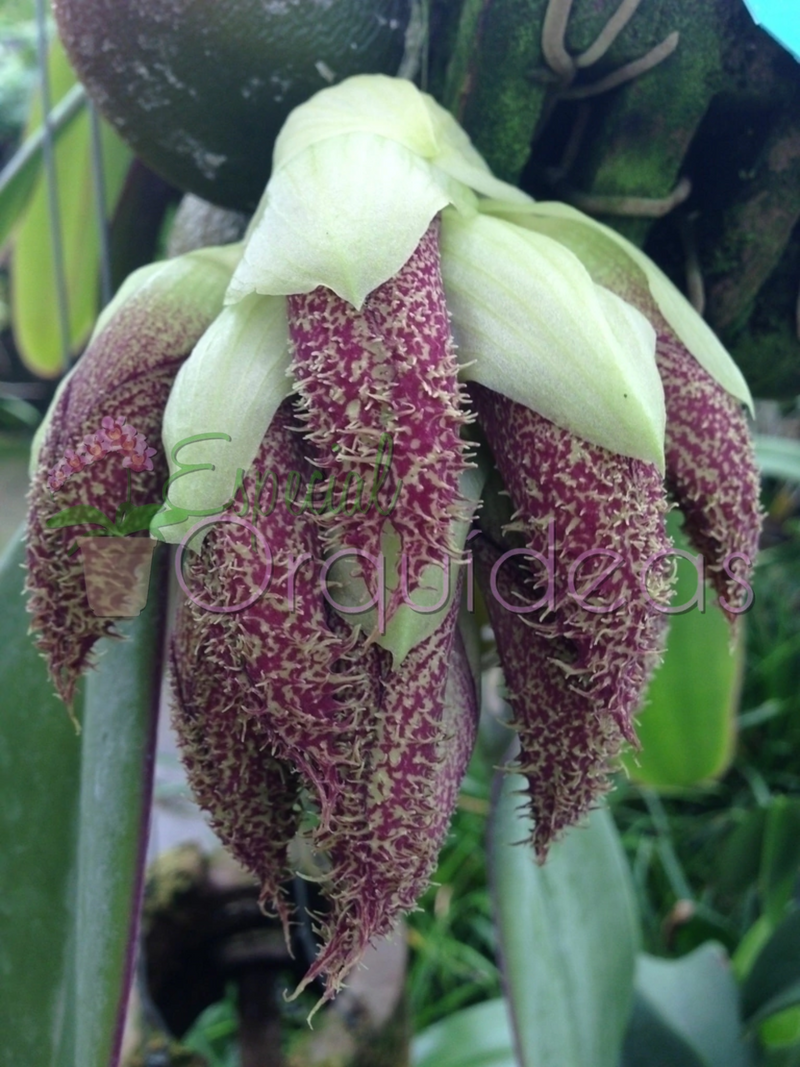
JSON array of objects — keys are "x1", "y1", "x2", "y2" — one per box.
[
  {"x1": 26, "y1": 246, "x2": 239, "y2": 704},
  {"x1": 155, "y1": 74, "x2": 759, "y2": 990},
  {"x1": 27, "y1": 73, "x2": 761, "y2": 1002}
]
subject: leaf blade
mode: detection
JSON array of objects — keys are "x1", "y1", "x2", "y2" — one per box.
[{"x1": 490, "y1": 778, "x2": 640, "y2": 1067}]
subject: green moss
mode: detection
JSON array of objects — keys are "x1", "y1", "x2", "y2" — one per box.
[
  {"x1": 571, "y1": 0, "x2": 724, "y2": 216},
  {"x1": 444, "y1": 0, "x2": 552, "y2": 181}
]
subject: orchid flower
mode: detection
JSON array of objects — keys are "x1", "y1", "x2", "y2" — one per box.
[
  {"x1": 26, "y1": 245, "x2": 239, "y2": 705},
  {"x1": 156, "y1": 75, "x2": 759, "y2": 994},
  {"x1": 158, "y1": 75, "x2": 666, "y2": 661},
  {"x1": 27, "y1": 72, "x2": 761, "y2": 1004}
]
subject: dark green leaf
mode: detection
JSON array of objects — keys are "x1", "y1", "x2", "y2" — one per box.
[
  {"x1": 0, "y1": 523, "x2": 167, "y2": 1066},
  {"x1": 623, "y1": 513, "x2": 741, "y2": 788},
  {"x1": 621, "y1": 991, "x2": 708, "y2": 1067},
  {"x1": 628, "y1": 945, "x2": 754, "y2": 1067},
  {"x1": 760, "y1": 799, "x2": 800, "y2": 925},
  {"x1": 71, "y1": 547, "x2": 167, "y2": 1067},
  {"x1": 716, "y1": 809, "x2": 767, "y2": 898},
  {"x1": 490, "y1": 778, "x2": 639, "y2": 1067},
  {"x1": 742, "y1": 911, "x2": 800, "y2": 1026},
  {"x1": 412, "y1": 998, "x2": 517, "y2": 1067},
  {"x1": 0, "y1": 527, "x2": 82, "y2": 1067}
]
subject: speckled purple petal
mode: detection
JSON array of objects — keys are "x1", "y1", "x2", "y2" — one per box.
[
  {"x1": 473, "y1": 386, "x2": 673, "y2": 746},
  {"x1": 474, "y1": 534, "x2": 628, "y2": 859},
  {"x1": 287, "y1": 220, "x2": 470, "y2": 626},
  {"x1": 656, "y1": 332, "x2": 762, "y2": 620},
  {"x1": 171, "y1": 618, "x2": 301, "y2": 934},
  {"x1": 26, "y1": 284, "x2": 219, "y2": 706},
  {"x1": 295, "y1": 596, "x2": 478, "y2": 1003},
  {"x1": 175, "y1": 402, "x2": 373, "y2": 828}
]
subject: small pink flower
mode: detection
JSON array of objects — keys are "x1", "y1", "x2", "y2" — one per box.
[
  {"x1": 118, "y1": 429, "x2": 144, "y2": 456},
  {"x1": 100, "y1": 416, "x2": 136, "y2": 451},
  {"x1": 63, "y1": 448, "x2": 85, "y2": 473},
  {"x1": 82, "y1": 432, "x2": 108, "y2": 463},
  {"x1": 47, "y1": 464, "x2": 69, "y2": 492},
  {"x1": 122, "y1": 443, "x2": 157, "y2": 473}
]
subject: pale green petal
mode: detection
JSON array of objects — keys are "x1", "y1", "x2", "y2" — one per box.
[
  {"x1": 271, "y1": 73, "x2": 533, "y2": 207},
  {"x1": 440, "y1": 210, "x2": 665, "y2": 468},
  {"x1": 91, "y1": 244, "x2": 242, "y2": 343},
  {"x1": 155, "y1": 293, "x2": 291, "y2": 545},
  {"x1": 420, "y1": 94, "x2": 535, "y2": 206},
  {"x1": 226, "y1": 133, "x2": 454, "y2": 309},
  {"x1": 326, "y1": 464, "x2": 485, "y2": 664},
  {"x1": 30, "y1": 244, "x2": 240, "y2": 476},
  {"x1": 272, "y1": 74, "x2": 439, "y2": 170},
  {"x1": 480, "y1": 199, "x2": 754, "y2": 412}
]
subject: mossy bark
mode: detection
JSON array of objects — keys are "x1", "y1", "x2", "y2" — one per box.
[{"x1": 439, "y1": 0, "x2": 800, "y2": 397}]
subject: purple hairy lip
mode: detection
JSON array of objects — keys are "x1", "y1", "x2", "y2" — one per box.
[
  {"x1": 656, "y1": 332, "x2": 762, "y2": 621},
  {"x1": 171, "y1": 224, "x2": 482, "y2": 1003},
  {"x1": 294, "y1": 605, "x2": 477, "y2": 1006},
  {"x1": 26, "y1": 291, "x2": 217, "y2": 707},
  {"x1": 472, "y1": 387, "x2": 673, "y2": 858},
  {"x1": 475, "y1": 534, "x2": 630, "y2": 860},
  {"x1": 174, "y1": 402, "x2": 371, "y2": 833},
  {"x1": 288, "y1": 220, "x2": 471, "y2": 629},
  {"x1": 553, "y1": 243, "x2": 763, "y2": 624},
  {"x1": 473, "y1": 386, "x2": 673, "y2": 742}
]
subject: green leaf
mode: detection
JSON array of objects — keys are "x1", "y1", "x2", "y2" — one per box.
[
  {"x1": 11, "y1": 37, "x2": 132, "y2": 376},
  {"x1": 761, "y1": 1007, "x2": 800, "y2": 1051},
  {"x1": 742, "y1": 911, "x2": 800, "y2": 1026},
  {"x1": 71, "y1": 547, "x2": 166, "y2": 1067},
  {"x1": 490, "y1": 779, "x2": 640, "y2": 1067},
  {"x1": 716, "y1": 809, "x2": 768, "y2": 899},
  {"x1": 0, "y1": 525, "x2": 167, "y2": 1066},
  {"x1": 755, "y1": 436, "x2": 800, "y2": 483},
  {"x1": 0, "y1": 82, "x2": 86, "y2": 253},
  {"x1": 624, "y1": 945, "x2": 754, "y2": 1067},
  {"x1": 621, "y1": 992, "x2": 708, "y2": 1067},
  {"x1": 760, "y1": 798, "x2": 800, "y2": 925},
  {"x1": 116, "y1": 504, "x2": 162, "y2": 537},
  {"x1": 0, "y1": 527, "x2": 82, "y2": 1067},
  {"x1": 623, "y1": 513, "x2": 741, "y2": 788},
  {"x1": 412, "y1": 998, "x2": 517, "y2": 1067},
  {"x1": 46, "y1": 504, "x2": 116, "y2": 532}
]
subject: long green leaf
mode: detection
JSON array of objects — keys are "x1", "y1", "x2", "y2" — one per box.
[
  {"x1": 72, "y1": 546, "x2": 167, "y2": 1067},
  {"x1": 621, "y1": 992, "x2": 708, "y2": 1067},
  {"x1": 625, "y1": 945, "x2": 754, "y2": 1067},
  {"x1": 742, "y1": 911, "x2": 800, "y2": 1027},
  {"x1": 0, "y1": 524, "x2": 167, "y2": 1067},
  {"x1": 412, "y1": 998, "x2": 517, "y2": 1067},
  {"x1": 489, "y1": 778, "x2": 640, "y2": 1067},
  {"x1": 0, "y1": 527, "x2": 82, "y2": 1067},
  {"x1": 11, "y1": 38, "x2": 132, "y2": 376},
  {"x1": 755, "y1": 436, "x2": 800, "y2": 483},
  {"x1": 623, "y1": 513, "x2": 741, "y2": 788},
  {"x1": 760, "y1": 798, "x2": 800, "y2": 926},
  {"x1": 0, "y1": 81, "x2": 86, "y2": 253}
]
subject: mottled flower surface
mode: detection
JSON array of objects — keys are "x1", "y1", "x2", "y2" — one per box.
[
  {"x1": 27, "y1": 249, "x2": 236, "y2": 704},
  {"x1": 27, "y1": 75, "x2": 762, "y2": 1003},
  {"x1": 288, "y1": 220, "x2": 470, "y2": 626}
]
